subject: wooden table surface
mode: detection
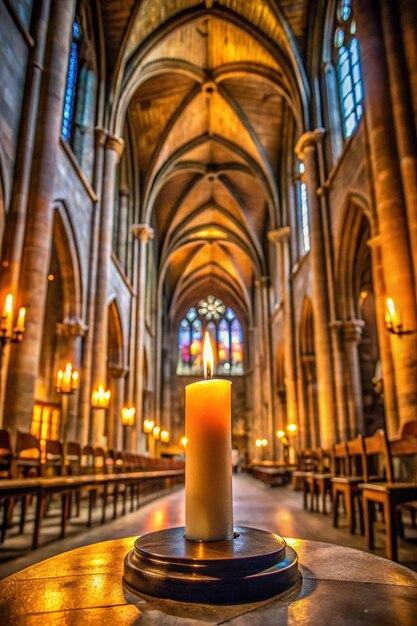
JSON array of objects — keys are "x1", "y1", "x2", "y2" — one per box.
[{"x1": 1, "y1": 535, "x2": 416, "y2": 625}]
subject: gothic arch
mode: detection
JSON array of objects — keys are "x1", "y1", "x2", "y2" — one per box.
[
  {"x1": 107, "y1": 299, "x2": 124, "y2": 368},
  {"x1": 53, "y1": 203, "x2": 83, "y2": 321}
]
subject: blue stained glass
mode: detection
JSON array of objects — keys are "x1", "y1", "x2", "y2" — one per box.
[
  {"x1": 61, "y1": 23, "x2": 80, "y2": 142},
  {"x1": 339, "y1": 0, "x2": 351, "y2": 21},
  {"x1": 186, "y1": 307, "x2": 197, "y2": 322},
  {"x1": 231, "y1": 319, "x2": 244, "y2": 375},
  {"x1": 225, "y1": 307, "x2": 235, "y2": 321}
]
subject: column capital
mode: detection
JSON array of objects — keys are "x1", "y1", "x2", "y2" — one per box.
[
  {"x1": 56, "y1": 318, "x2": 88, "y2": 337},
  {"x1": 119, "y1": 187, "x2": 130, "y2": 198},
  {"x1": 367, "y1": 235, "x2": 382, "y2": 248},
  {"x1": 106, "y1": 135, "x2": 124, "y2": 161},
  {"x1": 295, "y1": 128, "x2": 326, "y2": 160},
  {"x1": 254, "y1": 276, "x2": 269, "y2": 288},
  {"x1": 94, "y1": 127, "x2": 108, "y2": 148},
  {"x1": 131, "y1": 224, "x2": 154, "y2": 242},
  {"x1": 268, "y1": 226, "x2": 291, "y2": 244},
  {"x1": 343, "y1": 319, "x2": 365, "y2": 343},
  {"x1": 108, "y1": 364, "x2": 129, "y2": 379}
]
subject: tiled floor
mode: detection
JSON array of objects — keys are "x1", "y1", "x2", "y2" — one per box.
[{"x1": 1, "y1": 473, "x2": 416, "y2": 579}]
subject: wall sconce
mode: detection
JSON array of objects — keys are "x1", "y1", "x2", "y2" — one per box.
[
  {"x1": 91, "y1": 385, "x2": 111, "y2": 409},
  {"x1": 255, "y1": 438, "x2": 268, "y2": 448},
  {"x1": 153, "y1": 425, "x2": 161, "y2": 440},
  {"x1": 121, "y1": 406, "x2": 135, "y2": 427},
  {"x1": 160, "y1": 429, "x2": 170, "y2": 444},
  {"x1": 56, "y1": 362, "x2": 79, "y2": 394},
  {"x1": 0, "y1": 293, "x2": 26, "y2": 346},
  {"x1": 143, "y1": 419, "x2": 155, "y2": 434},
  {"x1": 385, "y1": 297, "x2": 416, "y2": 337}
]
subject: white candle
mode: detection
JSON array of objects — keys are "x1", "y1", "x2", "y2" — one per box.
[{"x1": 185, "y1": 333, "x2": 233, "y2": 542}]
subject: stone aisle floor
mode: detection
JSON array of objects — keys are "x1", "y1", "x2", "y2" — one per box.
[{"x1": 1, "y1": 473, "x2": 416, "y2": 579}]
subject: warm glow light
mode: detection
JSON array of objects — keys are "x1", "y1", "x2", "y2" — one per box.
[
  {"x1": 287, "y1": 423, "x2": 298, "y2": 434},
  {"x1": 277, "y1": 430, "x2": 285, "y2": 439},
  {"x1": 91, "y1": 385, "x2": 111, "y2": 408},
  {"x1": 261, "y1": 438, "x2": 268, "y2": 447},
  {"x1": 360, "y1": 290, "x2": 368, "y2": 301},
  {"x1": 48, "y1": 274, "x2": 54, "y2": 281},
  {"x1": 56, "y1": 362, "x2": 79, "y2": 394},
  {"x1": 14, "y1": 307, "x2": 26, "y2": 333},
  {"x1": 143, "y1": 418, "x2": 155, "y2": 434},
  {"x1": 121, "y1": 406, "x2": 135, "y2": 426},
  {"x1": 1, "y1": 293, "x2": 13, "y2": 332},
  {"x1": 181, "y1": 436, "x2": 188, "y2": 448},
  {"x1": 153, "y1": 425, "x2": 161, "y2": 440},
  {"x1": 255, "y1": 439, "x2": 262, "y2": 448},
  {"x1": 160, "y1": 429, "x2": 170, "y2": 443},
  {"x1": 203, "y1": 332, "x2": 214, "y2": 379},
  {"x1": 385, "y1": 297, "x2": 398, "y2": 329}
]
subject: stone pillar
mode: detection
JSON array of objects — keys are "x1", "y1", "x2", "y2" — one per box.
[
  {"x1": 77, "y1": 127, "x2": 107, "y2": 444},
  {"x1": 90, "y1": 134, "x2": 124, "y2": 445},
  {"x1": 4, "y1": 0, "x2": 76, "y2": 430},
  {"x1": 397, "y1": 0, "x2": 417, "y2": 133},
  {"x1": 380, "y1": 0, "x2": 417, "y2": 295},
  {"x1": 368, "y1": 236, "x2": 399, "y2": 436},
  {"x1": 131, "y1": 224, "x2": 154, "y2": 453},
  {"x1": 268, "y1": 227, "x2": 298, "y2": 431},
  {"x1": 117, "y1": 188, "x2": 130, "y2": 269},
  {"x1": 254, "y1": 277, "x2": 275, "y2": 458},
  {"x1": 295, "y1": 130, "x2": 337, "y2": 448},
  {"x1": 108, "y1": 366, "x2": 127, "y2": 451},
  {"x1": 342, "y1": 320, "x2": 365, "y2": 438},
  {"x1": 354, "y1": 0, "x2": 417, "y2": 430},
  {"x1": 56, "y1": 318, "x2": 87, "y2": 441}
]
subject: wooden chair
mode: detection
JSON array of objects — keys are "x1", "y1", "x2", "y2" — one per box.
[
  {"x1": 64, "y1": 441, "x2": 81, "y2": 476},
  {"x1": 360, "y1": 434, "x2": 417, "y2": 561},
  {"x1": 301, "y1": 449, "x2": 322, "y2": 512},
  {"x1": 43, "y1": 440, "x2": 64, "y2": 477},
  {"x1": 332, "y1": 434, "x2": 365, "y2": 534},
  {"x1": 0, "y1": 429, "x2": 13, "y2": 479},
  {"x1": 311, "y1": 448, "x2": 332, "y2": 514}
]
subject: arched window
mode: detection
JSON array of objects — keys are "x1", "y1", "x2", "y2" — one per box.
[
  {"x1": 61, "y1": 21, "x2": 81, "y2": 143},
  {"x1": 297, "y1": 161, "x2": 310, "y2": 254},
  {"x1": 334, "y1": 0, "x2": 363, "y2": 138},
  {"x1": 176, "y1": 296, "x2": 244, "y2": 376}
]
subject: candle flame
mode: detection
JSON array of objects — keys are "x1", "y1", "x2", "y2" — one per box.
[
  {"x1": 386, "y1": 297, "x2": 396, "y2": 320},
  {"x1": 203, "y1": 332, "x2": 214, "y2": 379},
  {"x1": 5, "y1": 294, "x2": 13, "y2": 315}
]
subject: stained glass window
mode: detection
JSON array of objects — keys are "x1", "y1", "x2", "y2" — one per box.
[
  {"x1": 334, "y1": 0, "x2": 363, "y2": 138},
  {"x1": 61, "y1": 21, "x2": 81, "y2": 143},
  {"x1": 298, "y1": 161, "x2": 310, "y2": 253},
  {"x1": 177, "y1": 296, "x2": 244, "y2": 375}
]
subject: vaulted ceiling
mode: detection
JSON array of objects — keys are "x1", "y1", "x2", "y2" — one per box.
[{"x1": 98, "y1": 0, "x2": 312, "y2": 324}]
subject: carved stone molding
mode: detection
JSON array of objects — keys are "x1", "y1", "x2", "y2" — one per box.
[
  {"x1": 294, "y1": 128, "x2": 326, "y2": 160},
  {"x1": 131, "y1": 224, "x2": 154, "y2": 243},
  {"x1": 56, "y1": 318, "x2": 88, "y2": 337},
  {"x1": 268, "y1": 227, "x2": 291, "y2": 245},
  {"x1": 106, "y1": 135, "x2": 124, "y2": 161}
]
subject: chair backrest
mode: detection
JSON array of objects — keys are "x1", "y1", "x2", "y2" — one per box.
[
  {"x1": 389, "y1": 436, "x2": 417, "y2": 482},
  {"x1": 362, "y1": 429, "x2": 393, "y2": 483},
  {"x1": 346, "y1": 434, "x2": 365, "y2": 478},
  {"x1": 399, "y1": 421, "x2": 417, "y2": 437},
  {"x1": 80, "y1": 444, "x2": 95, "y2": 475},
  {"x1": 15, "y1": 430, "x2": 41, "y2": 477},
  {"x1": 318, "y1": 448, "x2": 332, "y2": 472},
  {"x1": 43, "y1": 439, "x2": 64, "y2": 476},
  {"x1": 331, "y1": 441, "x2": 348, "y2": 475},
  {"x1": 0, "y1": 429, "x2": 13, "y2": 478},
  {"x1": 64, "y1": 441, "x2": 81, "y2": 476},
  {"x1": 93, "y1": 447, "x2": 105, "y2": 474},
  {"x1": 104, "y1": 449, "x2": 115, "y2": 474}
]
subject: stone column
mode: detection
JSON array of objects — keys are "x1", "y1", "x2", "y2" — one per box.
[
  {"x1": 254, "y1": 277, "x2": 275, "y2": 458},
  {"x1": 295, "y1": 130, "x2": 337, "y2": 448},
  {"x1": 90, "y1": 134, "x2": 124, "y2": 445},
  {"x1": 397, "y1": 0, "x2": 417, "y2": 135},
  {"x1": 117, "y1": 188, "x2": 130, "y2": 269},
  {"x1": 108, "y1": 366, "x2": 127, "y2": 451},
  {"x1": 77, "y1": 127, "x2": 107, "y2": 444},
  {"x1": 354, "y1": 0, "x2": 417, "y2": 430},
  {"x1": 130, "y1": 224, "x2": 154, "y2": 453},
  {"x1": 268, "y1": 227, "x2": 298, "y2": 431},
  {"x1": 368, "y1": 236, "x2": 399, "y2": 436},
  {"x1": 380, "y1": 0, "x2": 417, "y2": 294},
  {"x1": 342, "y1": 320, "x2": 365, "y2": 438},
  {"x1": 4, "y1": 0, "x2": 76, "y2": 430},
  {"x1": 56, "y1": 318, "x2": 87, "y2": 441}
]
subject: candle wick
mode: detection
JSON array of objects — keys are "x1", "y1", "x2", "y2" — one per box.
[{"x1": 206, "y1": 364, "x2": 212, "y2": 380}]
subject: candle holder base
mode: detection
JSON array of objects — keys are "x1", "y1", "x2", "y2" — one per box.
[{"x1": 123, "y1": 526, "x2": 300, "y2": 604}]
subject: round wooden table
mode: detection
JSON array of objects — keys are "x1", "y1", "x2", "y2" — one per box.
[{"x1": 0, "y1": 536, "x2": 416, "y2": 625}]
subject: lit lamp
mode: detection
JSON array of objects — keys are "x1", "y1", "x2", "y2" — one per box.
[
  {"x1": 121, "y1": 406, "x2": 135, "y2": 427},
  {"x1": 385, "y1": 297, "x2": 416, "y2": 337},
  {"x1": 0, "y1": 293, "x2": 26, "y2": 346},
  {"x1": 91, "y1": 385, "x2": 111, "y2": 409},
  {"x1": 180, "y1": 436, "x2": 188, "y2": 448},
  {"x1": 153, "y1": 425, "x2": 161, "y2": 440},
  {"x1": 143, "y1": 419, "x2": 155, "y2": 434},
  {"x1": 56, "y1": 362, "x2": 79, "y2": 394},
  {"x1": 160, "y1": 429, "x2": 170, "y2": 444},
  {"x1": 55, "y1": 362, "x2": 79, "y2": 442}
]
